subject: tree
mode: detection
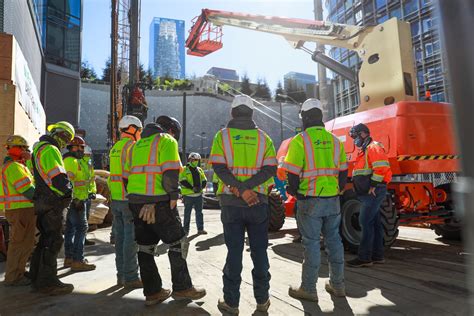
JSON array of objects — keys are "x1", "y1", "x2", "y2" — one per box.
[
  {"x1": 275, "y1": 81, "x2": 286, "y2": 102},
  {"x1": 142, "y1": 68, "x2": 154, "y2": 90},
  {"x1": 254, "y1": 78, "x2": 271, "y2": 100},
  {"x1": 101, "y1": 57, "x2": 112, "y2": 82},
  {"x1": 240, "y1": 74, "x2": 253, "y2": 96},
  {"x1": 80, "y1": 61, "x2": 97, "y2": 81}
]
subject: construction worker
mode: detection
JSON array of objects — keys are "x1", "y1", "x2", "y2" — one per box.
[
  {"x1": 126, "y1": 117, "x2": 206, "y2": 306},
  {"x1": 109, "y1": 115, "x2": 143, "y2": 289},
  {"x1": 282, "y1": 99, "x2": 348, "y2": 301},
  {"x1": 29, "y1": 121, "x2": 75, "y2": 295},
  {"x1": 1, "y1": 135, "x2": 36, "y2": 286},
  {"x1": 347, "y1": 123, "x2": 392, "y2": 267},
  {"x1": 210, "y1": 95, "x2": 277, "y2": 314},
  {"x1": 63, "y1": 136, "x2": 96, "y2": 271},
  {"x1": 82, "y1": 145, "x2": 97, "y2": 246},
  {"x1": 180, "y1": 152, "x2": 207, "y2": 235}
]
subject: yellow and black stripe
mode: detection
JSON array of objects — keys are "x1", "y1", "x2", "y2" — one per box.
[{"x1": 397, "y1": 155, "x2": 459, "y2": 161}]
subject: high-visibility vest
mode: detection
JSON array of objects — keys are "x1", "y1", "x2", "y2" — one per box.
[
  {"x1": 33, "y1": 141, "x2": 68, "y2": 196},
  {"x1": 179, "y1": 165, "x2": 207, "y2": 196},
  {"x1": 0, "y1": 160, "x2": 35, "y2": 210},
  {"x1": 80, "y1": 156, "x2": 97, "y2": 195},
  {"x1": 109, "y1": 138, "x2": 134, "y2": 201},
  {"x1": 126, "y1": 133, "x2": 182, "y2": 197},
  {"x1": 352, "y1": 141, "x2": 392, "y2": 193},
  {"x1": 64, "y1": 156, "x2": 89, "y2": 200},
  {"x1": 209, "y1": 128, "x2": 277, "y2": 195},
  {"x1": 282, "y1": 126, "x2": 348, "y2": 197}
]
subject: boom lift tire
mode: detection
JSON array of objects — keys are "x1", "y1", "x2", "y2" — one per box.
[
  {"x1": 268, "y1": 190, "x2": 285, "y2": 232},
  {"x1": 340, "y1": 190, "x2": 399, "y2": 253},
  {"x1": 432, "y1": 218, "x2": 462, "y2": 240}
]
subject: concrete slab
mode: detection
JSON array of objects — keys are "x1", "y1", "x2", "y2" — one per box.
[{"x1": 0, "y1": 206, "x2": 471, "y2": 315}]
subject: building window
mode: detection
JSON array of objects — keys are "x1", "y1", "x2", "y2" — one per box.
[
  {"x1": 355, "y1": 9, "x2": 363, "y2": 23},
  {"x1": 345, "y1": 0, "x2": 354, "y2": 10},
  {"x1": 421, "y1": 0, "x2": 432, "y2": 7},
  {"x1": 403, "y1": 0, "x2": 418, "y2": 16},
  {"x1": 377, "y1": 14, "x2": 389, "y2": 23},
  {"x1": 410, "y1": 20, "x2": 420, "y2": 36},
  {"x1": 422, "y1": 16, "x2": 433, "y2": 33},
  {"x1": 375, "y1": 0, "x2": 386, "y2": 10},
  {"x1": 417, "y1": 69, "x2": 424, "y2": 85},
  {"x1": 364, "y1": 0, "x2": 374, "y2": 16},
  {"x1": 390, "y1": 7, "x2": 401, "y2": 19},
  {"x1": 424, "y1": 42, "x2": 433, "y2": 57}
]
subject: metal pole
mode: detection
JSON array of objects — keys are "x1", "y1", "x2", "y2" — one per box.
[
  {"x1": 313, "y1": 0, "x2": 331, "y2": 121},
  {"x1": 182, "y1": 92, "x2": 187, "y2": 163},
  {"x1": 110, "y1": 0, "x2": 118, "y2": 145},
  {"x1": 279, "y1": 102, "x2": 284, "y2": 145},
  {"x1": 200, "y1": 136, "x2": 203, "y2": 156},
  {"x1": 129, "y1": 0, "x2": 140, "y2": 85},
  {"x1": 436, "y1": 0, "x2": 474, "y2": 311}
]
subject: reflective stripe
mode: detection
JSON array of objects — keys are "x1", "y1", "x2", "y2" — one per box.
[
  {"x1": 339, "y1": 163, "x2": 348, "y2": 170},
  {"x1": 35, "y1": 145, "x2": 52, "y2": 186},
  {"x1": 67, "y1": 171, "x2": 75, "y2": 178},
  {"x1": 263, "y1": 157, "x2": 278, "y2": 166},
  {"x1": 48, "y1": 166, "x2": 65, "y2": 179},
  {"x1": 372, "y1": 160, "x2": 390, "y2": 168},
  {"x1": 221, "y1": 129, "x2": 234, "y2": 167},
  {"x1": 121, "y1": 139, "x2": 133, "y2": 175},
  {"x1": 14, "y1": 177, "x2": 31, "y2": 190},
  {"x1": 209, "y1": 154, "x2": 226, "y2": 164},
  {"x1": 371, "y1": 174, "x2": 384, "y2": 181},
  {"x1": 73, "y1": 180, "x2": 87, "y2": 187},
  {"x1": 149, "y1": 135, "x2": 161, "y2": 165},
  {"x1": 109, "y1": 175, "x2": 122, "y2": 182},
  {"x1": 256, "y1": 130, "x2": 266, "y2": 167},
  {"x1": 161, "y1": 161, "x2": 181, "y2": 172},
  {"x1": 353, "y1": 169, "x2": 372, "y2": 176},
  {"x1": 302, "y1": 168, "x2": 339, "y2": 178},
  {"x1": 130, "y1": 161, "x2": 181, "y2": 175},
  {"x1": 230, "y1": 167, "x2": 259, "y2": 176},
  {"x1": 281, "y1": 161, "x2": 301, "y2": 175},
  {"x1": 122, "y1": 170, "x2": 130, "y2": 178},
  {"x1": 4, "y1": 195, "x2": 30, "y2": 203},
  {"x1": 332, "y1": 134, "x2": 340, "y2": 167},
  {"x1": 301, "y1": 132, "x2": 316, "y2": 170}
]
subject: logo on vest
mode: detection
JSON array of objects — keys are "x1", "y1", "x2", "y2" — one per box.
[{"x1": 233, "y1": 135, "x2": 256, "y2": 141}]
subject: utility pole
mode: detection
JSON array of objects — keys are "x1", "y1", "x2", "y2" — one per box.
[
  {"x1": 182, "y1": 92, "x2": 187, "y2": 163},
  {"x1": 129, "y1": 0, "x2": 140, "y2": 85},
  {"x1": 109, "y1": 0, "x2": 119, "y2": 145},
  {"x1": 313, "y1": 0, "x2": 331, "y2": 121},
  {"x1": 279, "y1": 102, "x2": 284, "y2": 145}
]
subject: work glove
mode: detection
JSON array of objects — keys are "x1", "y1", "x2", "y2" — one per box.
[
  {"x1": 241, "y1": 189, "x2": 260, "y2": 207},
  {"x1": 139, "y1": 204, "x2": 156, "y2": 224},
  {"x1": 193, "y1": 186, "x2": 200, "y2": 193},
  {"x1": 88, "y1": 193, "x2": 96, "y2": 200}
]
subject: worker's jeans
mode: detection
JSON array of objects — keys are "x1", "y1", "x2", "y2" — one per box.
[
  {"x1": 30, "y1": 206, "x2": 65, "y2": 289},
  {"x1": 64, "y1": 201, "x2": 88, "y2": 261},
  {"x1": 297, "y1": 197, "x2": 345, "y2": 293},
  {"x1": 4, "y1": 207, "x2": 36, "y2": 283},
  {"x1": 111, "y1": 200, "x2": 139, "y2": 283},
  {"x1": 130, "y1": 201, "x2": 192, "y2": 296},
  {"x1": 183, "y1": 195, "x2": 204, "y2": 233},
  {"x1": 221, "y1": 204, "x2": 270, "y2": 308},
  {"x1": 358, "y1": 185, "x2": 387, "y2": 261}
]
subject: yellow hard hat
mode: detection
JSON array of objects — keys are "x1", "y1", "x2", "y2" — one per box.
[
  {"x1": 5, "y1": 135, "x2": 29, "y2": 148},
  {"x1": 47, "y1": 121, "x2": 75, "y2": 142}
]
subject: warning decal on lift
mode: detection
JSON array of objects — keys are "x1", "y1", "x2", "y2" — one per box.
[{"x1": 397, "y1": 155, "x2": 459, "y2": 161}]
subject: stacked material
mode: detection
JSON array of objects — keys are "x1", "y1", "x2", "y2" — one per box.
[{"x1": 88, "y1": 194, "x2": 109, "y2": 225}]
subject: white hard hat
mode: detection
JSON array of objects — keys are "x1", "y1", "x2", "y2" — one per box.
[
  {"x1": 231, "y1": 95, "x2": 254, "y2": 110},
  {"x1": 84, "y1": 145, "x2": 93, "y2": 155},
  {"x1": 300, "y1": 98, "x2": 323, "y2": 118},
  {"x1": 119, "y1": 115, "x2": 143, "y2": 130},
  {"x1": 188, "y1": 152, "x2": 201, "y2": 160}
]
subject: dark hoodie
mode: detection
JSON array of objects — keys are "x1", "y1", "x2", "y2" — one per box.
[
  {"x1": 212, "y1": 114, "x2": 277, "y2": 207},
  {"x1": 128, "y1": 123, "x2": 181, "y2": 204}
]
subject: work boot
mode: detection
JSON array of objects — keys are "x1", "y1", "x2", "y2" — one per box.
[
  {"x1": 288, "y1": 286, "x2": 318, "y2": 302},
  {"x1": 372, "y1": 257, "x2": 386, "y2": 264},
  {"x1": 63, "y1": 258, "x2": 73, "y2": 268},
  {"x1": 71, "y1": 260, "x2": 96, "y2": 271},
  {"x1": 256, "y1": 299, "x2": 271, "y2": 312},
  {"x1": 347, "y1": 258, "x2": 373, "y2": 267},
  {"x1": 325, "y1": 281, "x2": 346, "y2": 297},
  {"x1": 124, "y1": 279, "x2": 143, "y2": 289},
  {"x1": 197, "y1": 230, "x2": 208, "y2": 235},
  {"x1": 292, "y1": 236, "x2": 302, "y2": 243},
  {"x1": 117, "y1": 278, "x2": 124, "y2": 287},
  {"x1": 217, "y1": 298, "x2": 239, "y2": 315},
  {"x1": 172, "y1": 286, "x2": 206, "y2": 300},
  {"x1": 84, "y1": 239, "x2": 96, "y2": 246},
  {"x1": 38, "y1": 283, "x2": 74, "y2": 296},
  {"x1": 145, "y1": 288, "x2": 171, "y2": 306},
  {"x1": 12, "y1": 276, "x2": 31, "y2": 287}
]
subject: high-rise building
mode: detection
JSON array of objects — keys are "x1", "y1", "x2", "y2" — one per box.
[
  {"x1": 283, "y1": 72, "x2": 317, "y2": 97},
  {"x1": 326, "y1": 0, "x2": 447, "y2": 117},
  {"x1": 206, "y1": 67, "x2": 239, "y2": 81},
  {"x1": 149, "y1": 17, "x2": 185, "y2": 79}
]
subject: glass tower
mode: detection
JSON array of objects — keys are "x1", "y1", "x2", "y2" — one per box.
[
  {"x1": 149, "y1": 17, "x2": 186, "y2": 79},
  {"x1": 326, "y1": 0, "x2": 447, "y2": 117}
]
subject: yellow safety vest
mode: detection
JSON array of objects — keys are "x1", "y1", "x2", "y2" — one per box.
[
  {"x1": 0, "y1": 160, "x2": 35, "y2": 210},
  {"x1": 179, "y1": 165, "x2": 207, "y2": 196},
  {"x1": 109, "y1": 138, "x2": 134, "y2": 201},
  {"x1": 64, "y1": 156, "x2": 89, "y2": 200}
]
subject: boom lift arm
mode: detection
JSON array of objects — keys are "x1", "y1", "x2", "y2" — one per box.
[{"x1": 186, "y1": 9, "x2": 416, "y2": 112}]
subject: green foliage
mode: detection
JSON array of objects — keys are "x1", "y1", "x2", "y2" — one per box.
[
  {"x1": 101, "y1": 58, "x2": 112, "y2": 82},
  {"x1": 80, "y1": 61, "x2": 97, "y2": 81},
  {"x1": 254, "y1": 78, "x2": 271, "y2": 100},
  {"x1": 240, "y1": 74, "x2": 253, "y2": 96}
]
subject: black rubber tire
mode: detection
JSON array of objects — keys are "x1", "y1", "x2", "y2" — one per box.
[
  {"x1": 340, "y1": 192, "x2": 399, "y2": 253},
  {"x1": 432, "y1": 219, "x2": 462, "y2": 240},
  {"x1": 268, "y1": 190, "x2": 285, "y2": 232},
  {"x1": 203, "y1": 193, "x2": 220, "y2": 209}
]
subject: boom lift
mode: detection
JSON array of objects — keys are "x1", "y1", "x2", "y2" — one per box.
[{"x1": 186, "y1": 9, "x2": 460, "y2": 249}]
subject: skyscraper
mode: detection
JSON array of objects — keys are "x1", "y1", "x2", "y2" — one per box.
[
  {"x1": 326, "y1": 0, "x2": 447, "y2": 117},
  {"x1": 149, "y1": 17, "x2": 185, "y2": 79}
]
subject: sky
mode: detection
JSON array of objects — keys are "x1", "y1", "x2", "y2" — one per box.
[{"x1": 82, "y1": 0, "x2": 321, "y2": 91}]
